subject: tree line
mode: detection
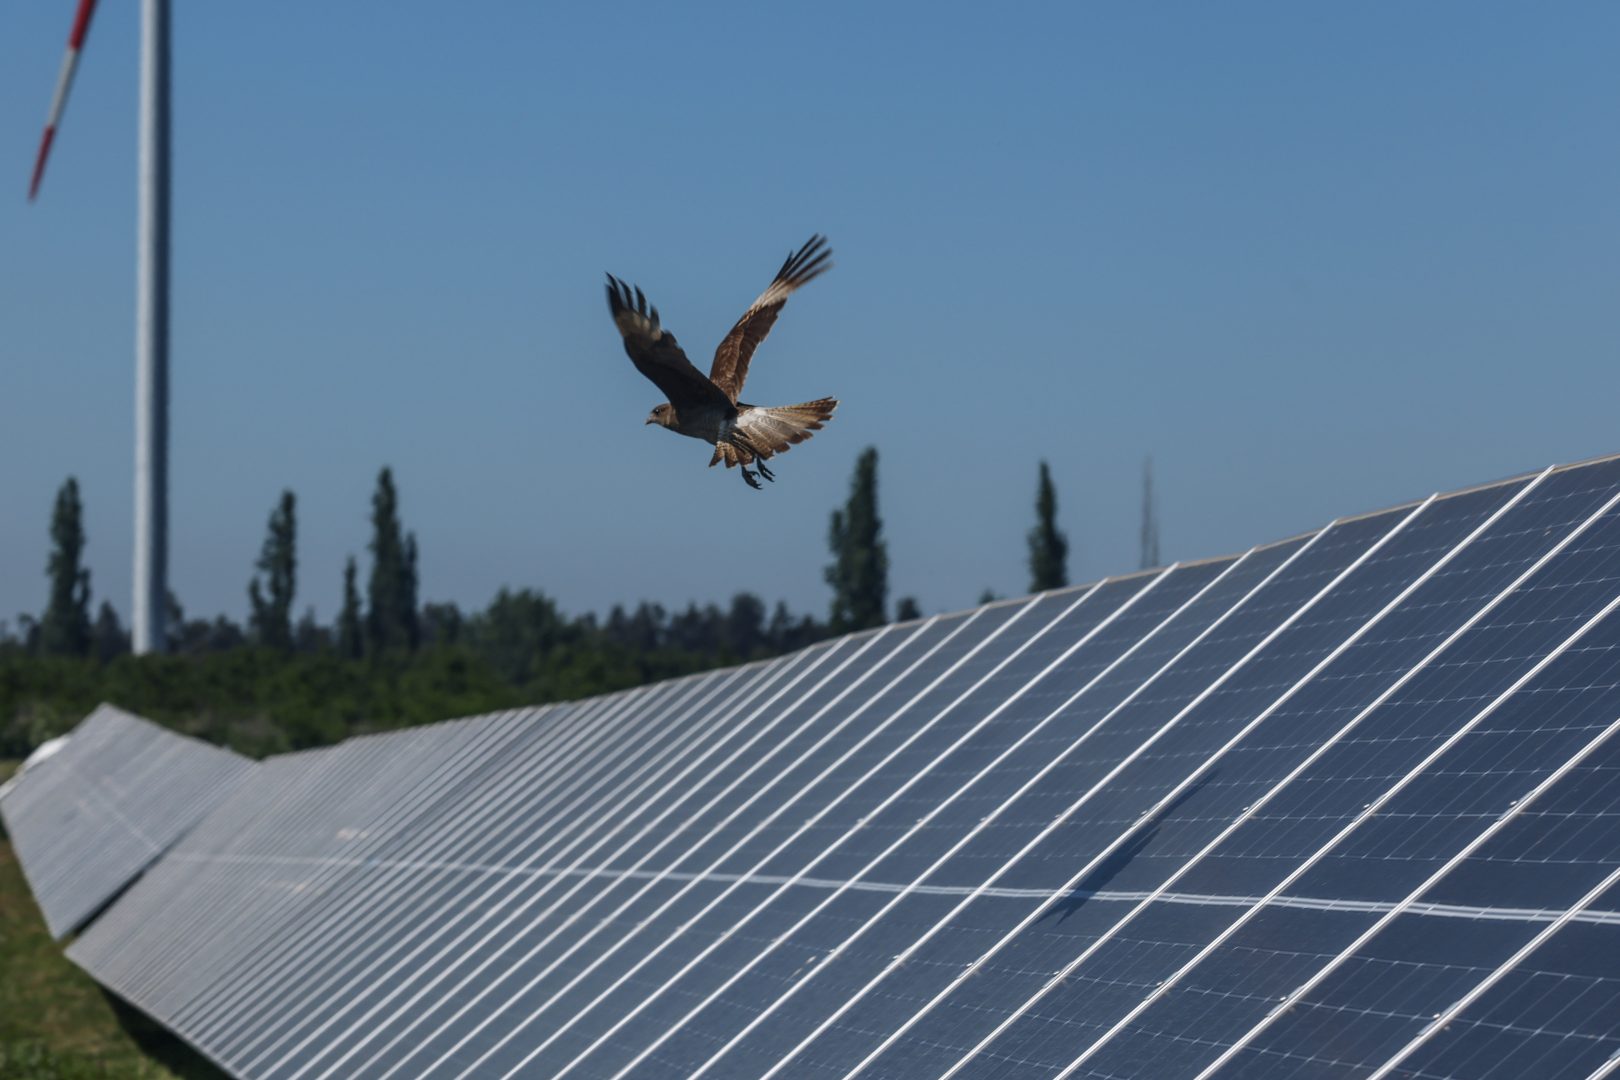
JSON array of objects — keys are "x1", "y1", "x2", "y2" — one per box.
[{"x1": 1, "y1": 452, "x2": 1163, "y2": 758}]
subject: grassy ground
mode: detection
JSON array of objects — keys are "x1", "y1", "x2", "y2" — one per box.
[{"x1": 0, "y1": 761, "x2": 224, "y2": 1079}]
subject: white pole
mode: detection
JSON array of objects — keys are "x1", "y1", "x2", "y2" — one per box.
[{"x1": 133, "y1": 0, "x2": 169, "y2": 654}]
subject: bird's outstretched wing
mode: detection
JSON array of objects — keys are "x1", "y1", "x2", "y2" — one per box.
[
  {"x1": 708, "y1": 235, "x2": 832, "y2": 403},
  {"x1": 606, "y1": 275, "x2": 732, "y2": 410}
]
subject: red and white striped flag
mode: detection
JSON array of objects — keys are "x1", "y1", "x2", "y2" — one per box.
[{"x1": 29, "y1": 0, "x2": 100, "y2": 200}]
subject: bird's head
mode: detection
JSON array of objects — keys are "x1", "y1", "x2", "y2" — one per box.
[{"x1": 646, "y1": 403, "x2": 673, "y2": 428}]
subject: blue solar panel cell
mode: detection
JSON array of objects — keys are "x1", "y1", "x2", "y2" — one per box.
[
  {"x1": 1279, "y1": 511, "x2": 1620, "y2": 907},
  {"x1": 595, "y1": 630, "x2": 919, "y2": 870},
  {"x1": 0, "y1": 704, "x2": 254, "y2": 939},
  {"x1": 795, "y1": 513, "x2": 1418, "y2": 1079},
  {"x1": 1154, "y1": 464, "x2": 1620, "y2": 909},
  {"x1": 207, "y1": 680, "x2": 708, "y2": 1073},
  {"x1": 88, "y1": 707, "x2": 543, "y2": 1026},
  {"x1": 443, "y1": 597, "x2": 1068, "y2": 1080},
  {"x1": 1062, "y1": 561, "x2": 1620, "y2": 1075},
  {"x1": 607, "y1": 616, "x2": 974, "y2": 890},
  {"x1": 592, "y1": 582, "x2": 1193, "y2": 1079},
  {"x1": 345, "y1": 623, "x2": 989, "y2": 1080},
  {"x1": 1178, "y1": 616, "x2": 1620, "y2": 1080},
  {"x1": 863, "y1": 484, "x2": 1542, "y2": 1074},
  {"x1": 790, "y1": 589, "x2": 1158, "y2": 883},
  {"x1": 194, "y1": 696, "x2": 677, "y2": 1016},
  {"x1": 859, "y1": 564, "x2": 1236, "y2": 889},
  {"x1": 1418, "y1": 711, "x2": 1620, "y2": 917},
  {"x1": 1383, "y1": 914, "x2": 1620, "y2": 1080},
  {"x1": 239, "y1": 660, "x2": 813, "y2": 1079}
]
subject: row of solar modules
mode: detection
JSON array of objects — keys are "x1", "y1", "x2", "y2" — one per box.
[
  {"x1": 0, "y1": 703, "x2": 253, "y2": 939},
  {"x1": 28, "y1": 452, "x2": 1620, "y2": 1079}
]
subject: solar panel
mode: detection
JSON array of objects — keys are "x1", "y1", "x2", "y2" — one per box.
[
  {"x1": 14, "y1": 453, "x2": 1620, "y2": 1079},
  {"x1": 0, "y1": 703, "x2": 254, "y2": 939}
]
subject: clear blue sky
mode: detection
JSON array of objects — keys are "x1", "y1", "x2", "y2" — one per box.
[{"x1": 3, "y1": 2, "x2": 1617, "y2": 629}]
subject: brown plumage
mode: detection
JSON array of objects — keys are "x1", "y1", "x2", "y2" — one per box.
[{"x1": 605, "y1": 235, "x2": 839, "y2": 489}]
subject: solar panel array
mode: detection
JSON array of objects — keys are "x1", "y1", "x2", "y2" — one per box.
[
  {"x1": 0, "y1": 703, "x2": 253, "y2": 938},
  {"x1": 18, "y1": 454, "x2": 1620, "y2": 1078}
]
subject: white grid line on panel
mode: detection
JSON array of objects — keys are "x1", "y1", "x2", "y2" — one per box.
[
  {"x1": 93, "y1": 850, "x2": 1620, "y2": 926},
  {"x1": 354, "y1": 608, "x2": 1030, "y2": 1080},
  {"x1": 567, "y1": 569, "x2": 1216, "y2": 1080},
  {"x1": 266, "y1": 637, "x2": 907, "y2": 1067},
  {"x1": 200, "y1": 676, "x2": 716, "y2": 1055},
  {"x1": 186, "y1": 689, "x2": 646, "y2": 1044},
  {"x1": 33, "y1": 718, "x2": 234, "y2": 952},
  {"x1": 827, "y1": 504, "x2": 1427, "y2": 1080},
  {"x1": 10, "y1": 715, "x2": 228, "y2": 939},
  {"x1": 11, "y1": 704, "x2": 253, "y2": 941},
  {"x1": 1190, "y1": 589, "x2": 1620, "y2": 1080},
  {"x1": 160, "y1": 707, "x2": 563, "y2": 1031},
  {"x1": 197, "y1": 690, "x2": 658, "y2": 1050},
  {"x1": 110, "y1": 735, "x2": 396, "y2": 1005},
  {"x1": 154, "y1": 710, "x2": 544, "y2": 1013},
  {"x1": 602, "y1": 549, "x2": 1343, "y2": 1080},
  {"x1": 46, "y1": 745, "x2": 166, "y2": 852},
  {"x1": 172, "y1": 703, "x2": 584, "y2": 1035},
  {"x1": 396, "y1": 596, "x2": 1061, "y2": 1080},
  {"x1": 199, "y1": 676, "x2": 761, "y2": 1049},
  {"x1": 255, "y1": 640, "x2": 868, "y2": 1074},
  {"x1": 1001, "y1": 469, "x2": 1564, "y2": 1078},
  {"x1": 601, "y1": 555, "x2": 1228, "y2": 1080},
  {"x1": 175, "y1": 705, "x2": 544, "y2": 1003},
  {"x1": 292, "y1": 625, "x2": 908, "y2": 1080},
  {"x1": 339, "y1": 611, "x2": 999, "y2": 1080},
  {"x1": 245, "y1": 647, "x2": 846, "y2": 1077},
  {"x1": 194, "y1": 680, "x2": 731, "y2": 1043},
  {"x1": 1366, "y1": 858, "x2": 1620, "y2": 1080},
  {"x1": 109, "y1": 714, "x2": 444, "y2": 1008},
  {"x1": 65, "y1": 747, "x2": 325, "y2": 996}
]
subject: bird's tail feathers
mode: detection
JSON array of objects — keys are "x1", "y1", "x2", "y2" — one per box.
[{"x1": 708, "y1": 397, "x2": 839, "y2": 469}]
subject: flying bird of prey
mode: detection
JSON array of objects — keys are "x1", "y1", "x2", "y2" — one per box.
[{"x1": 606, "y1": 235, "x2": 839, "y2": 489}]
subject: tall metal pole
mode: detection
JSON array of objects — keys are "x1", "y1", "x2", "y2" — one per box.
[{"x1": 132, "y1": 0, "x2": 169, "y2": 654}]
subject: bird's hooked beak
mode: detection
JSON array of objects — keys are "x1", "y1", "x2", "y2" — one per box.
[{"x1": 645, "y1": 415, "x2": 657, "y2": 425}]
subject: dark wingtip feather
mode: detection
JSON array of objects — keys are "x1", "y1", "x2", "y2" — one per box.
[{"x1": 776, "y1": 234, "x2": 833, "y2": 287}]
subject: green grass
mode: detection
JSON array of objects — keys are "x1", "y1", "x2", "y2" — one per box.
[{"x1": 0, "y1": 761, "x2": 225, "y2": 1080}]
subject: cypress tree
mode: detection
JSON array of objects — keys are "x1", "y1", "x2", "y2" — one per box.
[
  {"x1": 337, "y1": 556, "x2": 363, "y2": 659},
  {"x1": 895, "y1": 596, "x2": 923, "y2": 622},
  {"x1": 403, "y1": 532, "x2": 421, "y2": 650},
  {"x1": 163, "y1": 590, "x2": 186, "y2": 653},
  {"x1": 248, "y1": 490, "x2": 297, "y2": 649},
  {"x1": 825, "y1": 447, "x2": 889, "y2": 633},
  {"x1": 366, "y1": 467, "x2": 419, "y2": 653},
  {"x1": 91, "y1": 600, "x2": 129, "y2": 662},
  {"x1": 41, "y1": 477, "x2": 92, "y2": 656},
  {"x1": 294, "y1": 605, "x2": 330, "y2": 653},
  {"x1": 1027, "y1": 460, "x2": 1069, "y2": 593},
  {"x1": 724, "y1": 592, "x2": 766, "y2": 658}
]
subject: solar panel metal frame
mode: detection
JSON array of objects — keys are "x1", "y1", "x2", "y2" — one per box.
[{"x1": 0, "y1": 702, "x2": 254, "y2": 939}]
